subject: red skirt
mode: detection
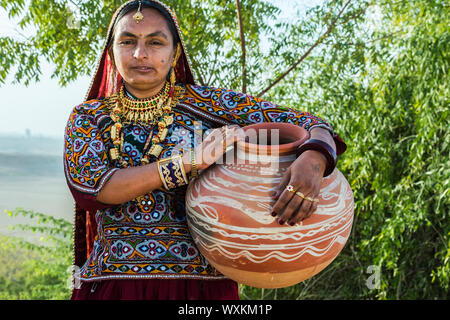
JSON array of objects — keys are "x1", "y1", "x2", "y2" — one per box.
[{"x1": 71, "y1": 278, "x2": 239, "y2": 300}]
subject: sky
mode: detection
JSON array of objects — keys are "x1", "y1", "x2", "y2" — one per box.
[{"x1": 0, "y1": 0, "x2": 323, "y2": 139}]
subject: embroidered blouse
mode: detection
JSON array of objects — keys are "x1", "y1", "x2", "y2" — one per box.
[{"x1": 64, "y1": 84, "x2": 346, "y2": 282}]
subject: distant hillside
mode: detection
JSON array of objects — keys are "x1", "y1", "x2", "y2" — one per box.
[
  {"x1": 0, "y1": 134, "x2": 73, "y2": 231},
  {"x1": 0, "y1": 134, "x2": 63, "y2": 156},
  {"x1": 0, "y1": 134, "x2": 64, "y2": 177},
  {"x1": 0, "y1": 153, "x2": 63, "y2": 177}
]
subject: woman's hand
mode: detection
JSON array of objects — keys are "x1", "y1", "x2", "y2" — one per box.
[
  {"x1": 270, "y1": 150, "x2": 327, "y2": 226},
  {"x1": 182, "y1": 125, "x2": 245, "y2": 172}
]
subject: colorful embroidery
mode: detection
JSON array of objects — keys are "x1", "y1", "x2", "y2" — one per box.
[
  {"x1": 65, "y1": 101, "x2": 119, "y2": 195},
  {"x1": 65, "y1": 84, "x2": 335, "y2": 282},
  {"x1": 183, "y1": 84, "x2": 335, "y2": 133}
]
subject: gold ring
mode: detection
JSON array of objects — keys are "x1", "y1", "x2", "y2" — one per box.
[
  {"x1": 295, "y1": 192, "x2": 319, "y2": 203},
  {"x1": 295, "y1": 191, "x2": 305, "y2": 199},
  {"x1": 306, "y1": 196, "x2": 319, "y2": 202}
]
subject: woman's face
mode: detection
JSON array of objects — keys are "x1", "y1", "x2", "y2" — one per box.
[{"x1": 111, "y1": 8, "x2": 175, "y2": 95}]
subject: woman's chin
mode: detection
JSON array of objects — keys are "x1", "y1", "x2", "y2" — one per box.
[{"x1": 124, "y1": 77, "x2": 164, "y2": 91}]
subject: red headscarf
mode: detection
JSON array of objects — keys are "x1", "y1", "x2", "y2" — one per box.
[
  {"x1": 74, "y1": 0, "x2": 197, "y2": 268},
  {"x1": 85, "y1": 0, "x2": 196, "y2": 101}
]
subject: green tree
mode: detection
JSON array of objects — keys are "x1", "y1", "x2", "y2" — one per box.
[
  {"x1": 0, "y1": 0, "x2": 366, "y2": 93},
  {"x1": 0, "y1": 0, "x2": 281, "y2": 90},
  {"x1": 1, "y1": 0, "x2": 448, "y2": 300},
  {"x1": 245, "y1": 0, "x2": 449, "y2": 299},
  {"x1": 0, "y1": 208, "x2": 73, "y2": 299}
]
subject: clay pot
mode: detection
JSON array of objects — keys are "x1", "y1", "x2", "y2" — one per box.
[{"x1": 185, "y1": 122, "x2": 354, "y2": 288}]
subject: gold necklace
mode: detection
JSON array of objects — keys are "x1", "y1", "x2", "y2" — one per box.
[
  {"x1": 105, "y1": 83, "x2": 185, "y2": 167},
  {"x1": 119, "y1": 83, "x2": 170, "y2": 124}
]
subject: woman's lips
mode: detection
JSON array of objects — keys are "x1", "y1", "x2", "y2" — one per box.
[{"x1": 133, "y1": 66, "x2": 154, "y2": 73}]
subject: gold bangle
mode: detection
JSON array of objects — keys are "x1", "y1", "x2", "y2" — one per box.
[
  {"x1": 191, "y1": 149, "x2": 198, "y2": 179},
  {"x1": 157, "y1": 154, "x2": 189, "y2": 190},
  {"x1": 177, "y1": 154, "x2": 189, "y2": 185},
  {"x1": 157, "y1": 157, "x2": 173, "y2": 190}
]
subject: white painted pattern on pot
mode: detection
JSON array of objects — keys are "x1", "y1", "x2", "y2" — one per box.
[{"x1": 186, "y1": 168, "x2": 354, "y2": 263}]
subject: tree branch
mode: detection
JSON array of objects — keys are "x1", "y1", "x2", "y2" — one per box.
[
  {"x1": 328, "y1": 30, "x2": 406, "y2": 47},
  {"x1": 185, "y1": 4, "x2": 206, "y2": 86},
  {"x1": 324, "y1": 0, "x2": 337, "y2": 28},
  {"x1": 257, "y1": 0, "x2": 353, "y2": 97},
  {"x1": 339, "y1": 0, "x2": 373, "y2": 26},
  {"x1": 206, "y1": 49, "x2": 220, "y2": 85},
  {"x1": 235, "y1": 0, "x2": 247, "y2": 94}
]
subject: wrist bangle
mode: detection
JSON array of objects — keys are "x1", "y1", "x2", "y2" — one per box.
[
  {"x1": 190, "y1": 148, "x2": 198, "y2": 179},
  {"x1": 157, "y1": 154, "x2": 189, "y2": 190},
  {"x1": 297, "y1": 139, "x2": 337, "y2": 177}
]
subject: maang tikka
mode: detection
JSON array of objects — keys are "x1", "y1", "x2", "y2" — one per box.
[{"x1": 133, "y1": 1, "x2": 144, "y2": 24}]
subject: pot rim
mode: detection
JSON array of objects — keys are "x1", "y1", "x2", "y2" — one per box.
[{"x1": 237, "y1": 122, "x2": 310, "y2": 155}]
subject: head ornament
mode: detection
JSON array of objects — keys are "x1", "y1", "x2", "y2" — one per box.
[{"x1": 133, "y1": 1, "x2": 144, "y2": 23}]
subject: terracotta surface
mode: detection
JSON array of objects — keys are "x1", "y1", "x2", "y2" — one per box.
[{"x1": 186, "y1": 123, "x2": 354, "y2": 288}]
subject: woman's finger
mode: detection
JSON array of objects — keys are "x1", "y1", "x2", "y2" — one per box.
[
  {"x1": 201, "y1": 126, "x2": 244, "y2": 166},
  {"x1": 288, "y1": 195, "x2": 313, "y2": 225},
  {"x1": 308, "y1": 201, "x2": 319, "y2": 217},
  {"x1": 270, "y1": 166, "x2": 292, "y2": 199},
  {"x1": 303, "y1": 190, "x2": 320, "y2": 219},
  {"x1": 270, "y1": 182, "x2": 297, "y2": 219},
  {"x1": 277, "y1": 193, "x2": 304, "y2": 225},
  {"x1": 289, "y1": 188, "x2": 320, "y2": 225},
  {"x1": 303, "y1": 202, "x2": 317, "y2": 220},
  {"x1": 224, "y1": 126, "x2": 243, "y2": 142}
]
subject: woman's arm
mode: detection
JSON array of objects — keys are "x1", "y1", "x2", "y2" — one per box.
[
  {"x1": 183, "y1": 85, "x2": 346, "y2": 155},
  {"x1": 310, "y1": 126, "x2": 337, "y2": 154},
  {"x1": 182, "y1": 85, "x2": 346, "y2": 225},
  {"x1": 97, "y1": 125, "x2": 244, "y2": 205},
  {"x1": 96, "y1": 162, "x2": 164, "y2": 205}
]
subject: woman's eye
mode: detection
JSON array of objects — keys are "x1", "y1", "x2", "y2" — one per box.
[{"x1": 120, "y1": 40, "x2": 133, "y2": 45}]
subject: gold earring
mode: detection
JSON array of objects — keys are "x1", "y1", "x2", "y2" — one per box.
[{"x1": 170, "y1": 44, "x2": 181, "y2": 85}]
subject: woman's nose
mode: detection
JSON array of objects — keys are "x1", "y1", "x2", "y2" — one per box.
[{"x1": 133, "y1": 43, "x2": 148, "y2": 60}]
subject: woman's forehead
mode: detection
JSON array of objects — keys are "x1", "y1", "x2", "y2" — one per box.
[{"x1": 115, "y1": 7, "x2": 171, "y2": 38}]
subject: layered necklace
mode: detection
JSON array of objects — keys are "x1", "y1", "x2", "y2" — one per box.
[{"x1": 105, "y1": 81, "x2": 185, "y2": 167}]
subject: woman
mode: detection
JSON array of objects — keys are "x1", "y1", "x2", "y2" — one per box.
[{"x1": 65, "y1": 0, "x2": 347, "y2": 300}]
